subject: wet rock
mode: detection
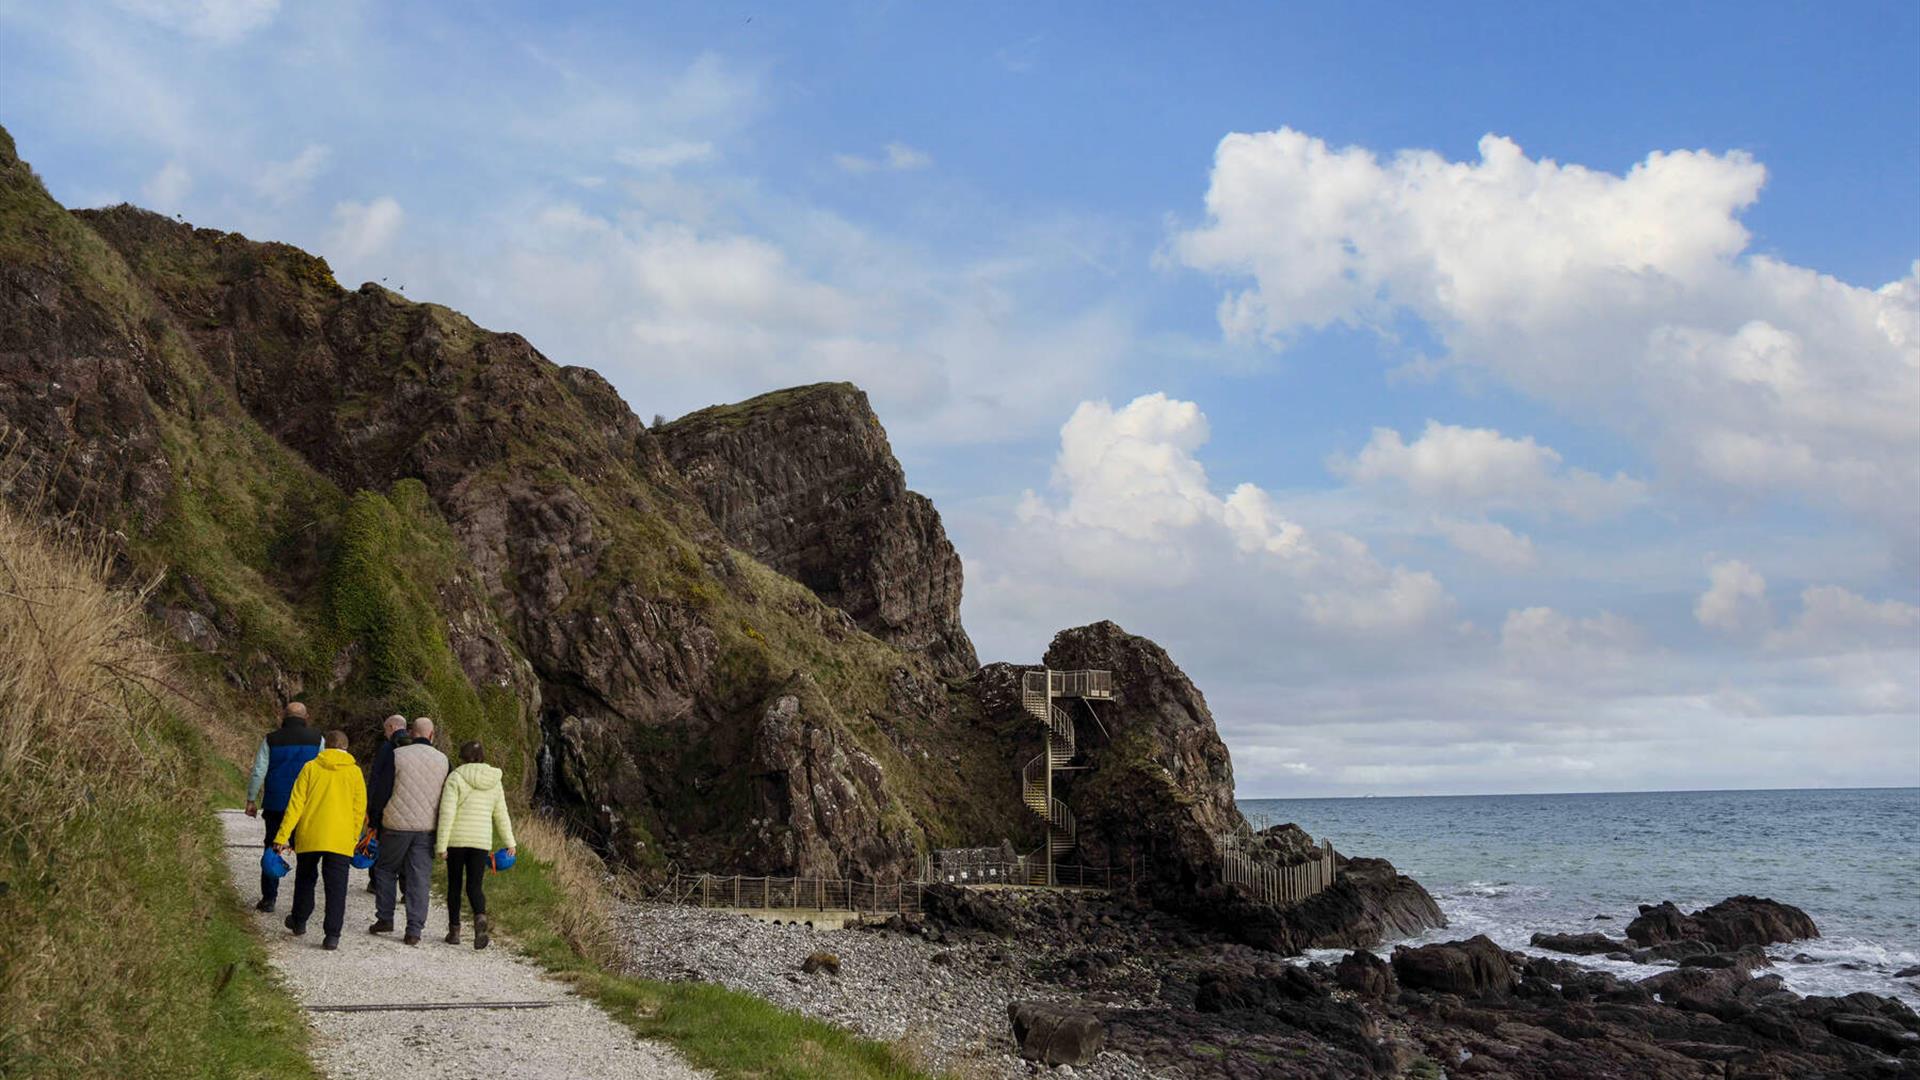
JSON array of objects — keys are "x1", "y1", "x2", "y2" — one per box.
[
  {"x1": 1391, "y1": 936, "x2": 1516, "y2": 997},
  {"x1": 1826, "y1": 1012, "x2": 1920, "y2": 1054},
  {"x1": 1895, "y1": 964, "x2": 1920, "y2": 979},
  {"x1": 1335, "y1": 950, "x2": 1397, "y2": 999},
  {"x1": 1008, "y1": 1001, "x2": 1106, "y2": 1066},
  {"x1": 1626, "y1": 896, "x2": 1818, "y2": 949},
  {"x1": 1530, "y1": 931, "x2": 1628, "y2": 956}
]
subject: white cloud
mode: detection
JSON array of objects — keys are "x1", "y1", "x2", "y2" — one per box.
[
  {"x1": 113, "y1": 0, "x2": 279, "y2": 43},
  {"x1": 326, "y1": 196, "x2": 404, "y2": 264},
  {"x1": 141, "y1": 159, "x2": 191, "y2": 207},
  {"x1": 835, "y1": 141, "x2": 933, "y2": 174},
  {"x1": 1501, "y1": 606, "x2": 1643, "y2": 674},
  {"x1": 1695, "y1": 559, "x2": 1769, "y2": 633},
  {"x1": 1172, "y1": 129, "x2": 1920, "y2": 538},
  {"x1": 615, "y1": 140, "x2": 715, "y2": 171},
  {"x1": 253, "y1": 143, "x2": 329, "y2": 204},
  {"x1": 1433, "y1": 517, "x2": 1537, "y2": 569},
  {"x1": 1011, "y1": 393, "x2": 1453, "y2": 634},
  {"x1": 1337, "y1": 421, "x2": 1645, "y2": 518},
  {"x1": 1767, "y1": 585, "x2": 1920, "y2": 655}
]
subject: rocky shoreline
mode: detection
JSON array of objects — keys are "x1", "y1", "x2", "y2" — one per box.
[{"x1": 619, "y1": 889, "x2": 1920, "y2": 1078}]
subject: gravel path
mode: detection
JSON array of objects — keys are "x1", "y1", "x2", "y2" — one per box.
[
  {"x1": 617, "y1": 902, "x2": 1160, "y2": 1079},
  {"x1": 220, "y1": 810, "x2": 707, "y2": 1080}
]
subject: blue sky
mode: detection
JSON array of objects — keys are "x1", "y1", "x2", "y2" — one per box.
[{"x1": 3, "y1": 0, "x2": 1915, "y2": 796}]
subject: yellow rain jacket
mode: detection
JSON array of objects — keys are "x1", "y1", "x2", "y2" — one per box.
[
  {"x1": 272, "y1": 748, "x2": 367, "y2": 856},
  {"x1": 436, "y1": 763, "x2": 515, "y2": 854}
]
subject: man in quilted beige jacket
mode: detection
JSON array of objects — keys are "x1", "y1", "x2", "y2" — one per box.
[{"x1": 370, "y1": 716, "x2": 448, "y2": 945}]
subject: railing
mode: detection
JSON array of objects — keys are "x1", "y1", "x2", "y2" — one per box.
[
  {"x1": 662, "y1": 873, "x2": 923, "y2": 916},
  {"x1": 1220, "y1": 838, "x2": 1338, "y2": 908},
  {"x1": 1023, "y1": 669, "x2": 1113, "y2": 700},
  {"x1": 919, "y1": 854, "x2": 1118, "y2": 891}
]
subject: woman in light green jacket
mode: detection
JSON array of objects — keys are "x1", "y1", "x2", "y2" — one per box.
[{"x1": 436, "y1": 741, "x2": 515, "y2": 948}]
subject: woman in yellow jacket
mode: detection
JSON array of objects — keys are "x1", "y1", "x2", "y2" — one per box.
[
  {"x1": 436, "y1": 741, "x2": 515, "y2": 949},
  {"x1": 272, "y1": 729, "x2": 367, "y2": 950}
]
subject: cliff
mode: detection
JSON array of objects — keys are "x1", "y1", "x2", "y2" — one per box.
[{"x1": 657, "y1": 383, "x2": 978, "y2": 677}]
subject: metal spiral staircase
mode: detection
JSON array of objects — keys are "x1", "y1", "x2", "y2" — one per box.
[{"x1": 1019, "y1": 668, "x2": 1112, "y2": 885}]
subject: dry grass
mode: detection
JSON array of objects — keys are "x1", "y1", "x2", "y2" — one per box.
[
  {"x1": 516, "y1": 812, "x2": 621, "y2": 967},
  {"x1": 0, "y1": 504, "x2": 313, "y2": 1078}
]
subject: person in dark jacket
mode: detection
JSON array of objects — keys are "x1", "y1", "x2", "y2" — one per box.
[
  {"x1": 363, "y1": 714, "x2": 409, "y2": 893},
  {"x1": 245, "y1": 702, "x2": 323, "y2": 912}
]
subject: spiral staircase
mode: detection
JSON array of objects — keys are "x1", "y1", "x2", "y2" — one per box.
[{"x1": 1019, "y1": 668, "x2": 1112, "y2": 886}]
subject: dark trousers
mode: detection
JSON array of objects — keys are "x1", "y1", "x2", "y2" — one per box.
[
  {"x1": 445, "y1": 847, "x2": 489, "y2": 925},
  {"x1": 258, "y1": 809, "x2": 286, "y2": 904},
  {"x1": 290, "y1": 851, "x2": 350, "y2": 939},
  {"x1": 374, "y1": 830, "x2": 433, "y2": 935}
]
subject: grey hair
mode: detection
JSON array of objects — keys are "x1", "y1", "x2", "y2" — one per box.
[
  {"x1": 383, "y1": 714, "x2": 407, "y2": 734},
  {"x1": 409, "y1": 716, "x2": 436, "y2": 739}
]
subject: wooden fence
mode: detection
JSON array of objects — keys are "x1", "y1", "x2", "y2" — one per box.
[
  {"x1": 662, "y1": 873, "x2": 923, "y2": 916},
  {"x1": 1221, "y1": 838, "x2": 1337, "y2": 908}
]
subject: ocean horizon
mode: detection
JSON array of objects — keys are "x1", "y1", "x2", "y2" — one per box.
[{"x1": 1239, "y1": 785, "x2": 1920, "y2": 1006}]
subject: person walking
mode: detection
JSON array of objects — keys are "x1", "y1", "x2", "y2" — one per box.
[
  {"x1": 435, "y1": 741, "x2": 515, "y2": 949},
  {"x1": 272, "y1": 729, "x2": 367, "y2": 950},
  {"x1": 371, "y1": 716, "x2": 447, "y2": 945},
  {"x1": 244, "y1": 702, "x2": 322, "y2": 912},
  {"x1": 364, "y1": 714, "x2": 410, "y2": 895}
]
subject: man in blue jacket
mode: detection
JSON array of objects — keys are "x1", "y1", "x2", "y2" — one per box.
[{"x1": 246, "y1": 702, "x2": 323, "y2": 912}]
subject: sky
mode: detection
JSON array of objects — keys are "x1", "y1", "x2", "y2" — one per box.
[{"x1": 2, "y1": 0, "x2": 1915, "y2": 797}]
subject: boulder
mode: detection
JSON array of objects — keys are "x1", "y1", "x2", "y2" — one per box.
[
  {"x1": 800, "y1": 951, "x2": 840, "y2": 976},
  {"x1": 1335, "y1": 951, "x2": 1398, "y2": 998},
  {"x1": 1626, "y1": 896, "x2": 1818, "y2": 949},
  {"x1": 1008, "y1": 1001, "x2": 1106, "y2": 1066},
  {"x1": 1530, "y1": 931, "x2": 1628, "y2": 956},
  {"x1": 1391, "y1": 936, "x2": 1516, "y2": 997}
]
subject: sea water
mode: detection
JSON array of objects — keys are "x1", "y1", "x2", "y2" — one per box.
[{"x1": 1238, "y1": 787, "x2": 1920, "y2": 1005}]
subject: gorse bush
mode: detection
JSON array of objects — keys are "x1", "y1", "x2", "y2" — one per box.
[{"x1": 0, "y1": 504, "x2": 312, "y2": 1079}]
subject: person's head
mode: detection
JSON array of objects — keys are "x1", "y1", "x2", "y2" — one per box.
[
  {"x1": 325, "y1": 729, "x2": 350, "y2": 751},
  {"x1": 410, "y1": 716, "x2": 435, "y2": 742},
  {"x1": 458, "y1": 740, "x2": 485, "y2": 764},
  {"x1": 283, "y1": 701, "x2": 308, "y2": 724},
  {"x1": 382, "y1": 714, "x2": 406, "y2": 737}
]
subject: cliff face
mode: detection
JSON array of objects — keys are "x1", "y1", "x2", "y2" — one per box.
[{"x1": 657, "y1": 384, "x2": 978, "y2": 678}]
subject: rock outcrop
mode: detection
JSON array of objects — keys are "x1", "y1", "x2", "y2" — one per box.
[
  {"x1": 1391, "y1": 934, "x2": 1517, "y2": 997},
  {"x1": 657, "y1": 384, "x2": 977, "y2": 677},
  {"x1": 1627, "y1": 896, "x2": 1820, "y2": 949}
]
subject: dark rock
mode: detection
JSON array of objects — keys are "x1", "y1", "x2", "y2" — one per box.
[
  {"x1": 1008, "y1": 1001, "x2": 1105, "y2": 1066},
  {"x1": 1826, "y1": 1012, "x2": 1920, "y2": 1054},
  {"x1": 1626, "y1": 896, "x2": 1819, "y2": 949},
  {"x1": 1530, "y1": 931, "x2": 1629, "y2": 955},
  {"x1": 929, "y1": 950, "x2": 954, "y2": 967},
  {"x1": 1678, "y1": 945, "x2": 1770, "y2": 975},
  {"x1": 1391, "y1": 936, "x2": 1516, "y2": 997},
  {"x1": 1335, "y1": 950, "x2": 1397, "y2": 999},
  {"x1": 1629, "y1": 938, "x2": 1718, "y2": 964},
  {"x1": 799, "y1": 951, "x2": 840, "y2": 976},
  {"x1": 920, "y1": 882, "x2": 1014, "y2": 935},
  {"x1": 1895, "y1": 964, "x2": 1920, "y2": 979}
]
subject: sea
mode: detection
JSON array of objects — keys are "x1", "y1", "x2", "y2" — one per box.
[{"x1": 1237, "y1": 787, "x2": 1920, "y2": 1006}]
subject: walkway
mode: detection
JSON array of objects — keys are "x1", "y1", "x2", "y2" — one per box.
[{"x1": 219, "y1": 809, "x2": 707, "y2": 1080}]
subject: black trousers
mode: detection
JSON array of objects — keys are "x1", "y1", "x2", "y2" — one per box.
[
  {"x1": 290, "y1": 851, "x2": 349, "y2": 939},
  {"x1": 445, "y1": 847, "x2": 489, "y2": 924},
  {"x1": 259, "y1": 810, "x2": 286, "y2": 904}
]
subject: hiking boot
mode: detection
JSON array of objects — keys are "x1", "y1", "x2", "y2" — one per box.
[
  {"x1": 322, "y1": 936, "x2": 339, "y2": 951},
  {"x1": 445, "y1": 925, "x2": 461, "y2": 945},
  {"x1": 284, "y1": 915, "x2": 305, "y2": 937},
  {"x1": 254, "y1": 897, "x2": 275, "y2": 913},
  {"x1": 368, "y1": 919, "x2": 394, "y2": 934},
  {"x1": 473, "y1": 914, "x2": 490, "y2": 950},
  {"x1": 403, "y1": 933, "x2": 421, "y2": 947}
]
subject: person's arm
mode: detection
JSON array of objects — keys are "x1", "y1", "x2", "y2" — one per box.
[
  {"x1": 245, "y1": 738, "x2": 269, "y2": 811},
  {"x1": 273, "y1": 764, "x2": 312, "y2": 847},
  {"x1": 492, "y1": 792, "x2": 515, "y2": 854},
  {"x1": 434, "y1": 778, "x2": 458, "y2": 856},
  {"x1": 350, "y1": 768, "x2": 367, "y2": 829}
]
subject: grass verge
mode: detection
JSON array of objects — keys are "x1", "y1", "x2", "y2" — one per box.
[
  {"x1": 0, "y1": 505, "x2": 316, "y2": 1079},
  {"x1": 487, "y1": 816, "x2": 936, "y2": 1080}
]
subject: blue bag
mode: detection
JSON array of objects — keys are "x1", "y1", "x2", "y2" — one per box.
[
  {"x1": 261, "y1": 847, "x2": 291, "y2": 879},
  {"x1": 491, "y1": 847, "x2": 515, "y2": 872}
]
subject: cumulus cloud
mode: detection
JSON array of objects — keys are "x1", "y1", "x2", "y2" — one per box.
[
  {"x1": 1336, "y1": 421, "x2": 1645, "y2": 518},
  {"x1": 326, "y1": 196, "x2": 404, "y2": 264},
  {"x1": 1432, "y1": 517, "x2": 1537, "y2": 569},
  {"x1": 1767, "y1": 585, "x2": 1920, "y2": 655},
  {"x1": 1501, "y1": 607, "x2": 1643, "y2": 675},
  {"x1": 1695, "y1": 559, "x2": 1769, "y2": 633},
  {"x1": 835, "y1": 141, "x2": 933, "y2": 174},
  {"x1": 1172, "y1": 129, "x2": 1920, "y2": 538},
  {"x1": 1012, "y1": 393, "x2": 1452, "y2": 634}
]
